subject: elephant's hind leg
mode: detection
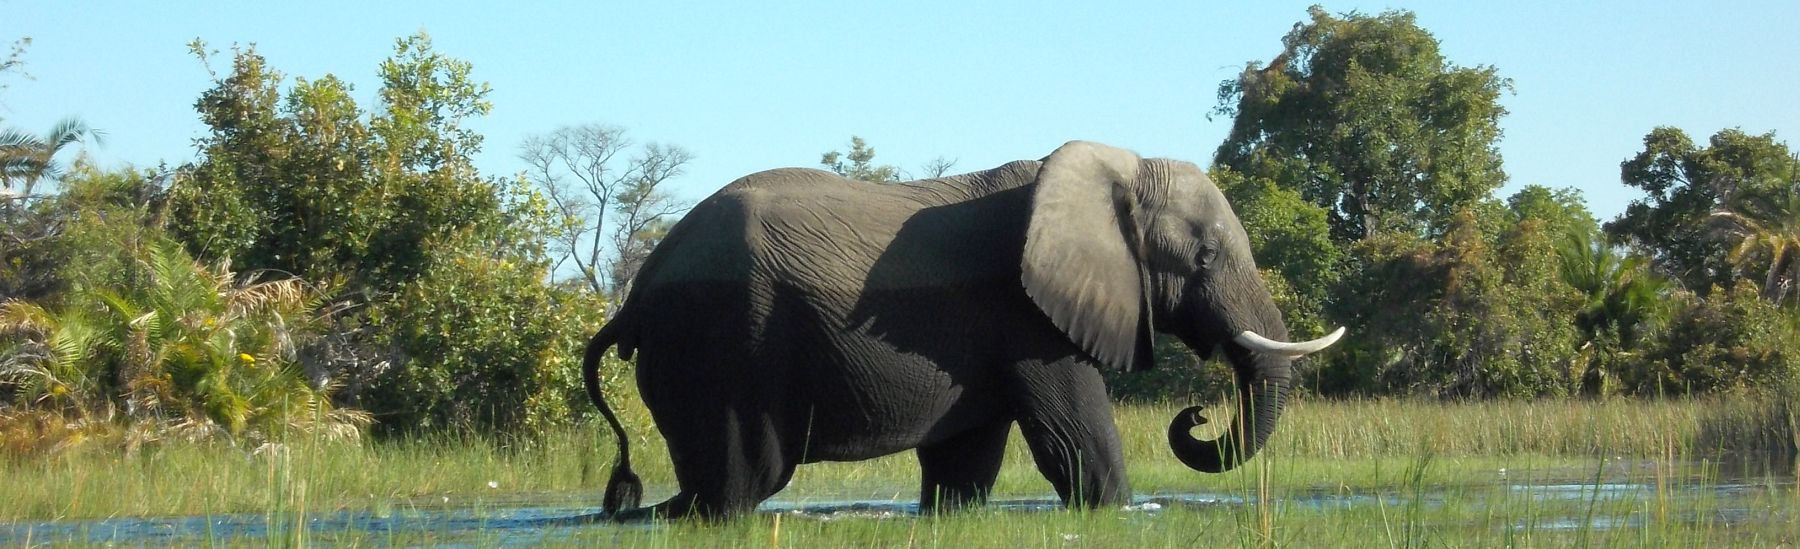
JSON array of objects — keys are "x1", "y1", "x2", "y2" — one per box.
[
  {"x1": 917, "y1": 421, "x2": 1010, "y2": 513},
  {"x1": 1006, "y1": 359, "x2": 1130, "y2": 508},
  {"x1": 650, "y1": 405, "x2": 798, "y2": 520}
]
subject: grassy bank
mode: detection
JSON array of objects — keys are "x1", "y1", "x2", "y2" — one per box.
[
  {"x1": 4, "y1": 394, "x2": 1793, "y2": 521},
  {"x1": 3, "y1": 392, "x2": 1800, "y2": 543}
]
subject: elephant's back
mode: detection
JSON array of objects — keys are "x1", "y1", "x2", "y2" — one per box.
[{"x1": 619, "y1": 169, "x2": 904, "y2": 306}]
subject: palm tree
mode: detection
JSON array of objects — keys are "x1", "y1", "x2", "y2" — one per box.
[
  {"x1": 1, "y1": 239, "x2": 369, "y2": 445},
  {"x1": 1, "y1": 116, "x2": 103, "y2": 200},
  {"x1": 1557, "y1": 231, "x2": 1670, "y2": 395},
  {"x1": 1559, "y1": 232, "x2": 1668, "y2": 343},
  {"x1": 1709, "y1": 158, "x2": 1800, "y2": 306}
]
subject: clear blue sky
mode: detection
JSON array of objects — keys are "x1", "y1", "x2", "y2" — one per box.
[{"x1": 7, "y1": 2, "x2": 1797, "y2": 221}]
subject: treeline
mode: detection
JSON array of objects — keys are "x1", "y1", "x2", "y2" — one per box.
[
  {"x1": 3, "y1": 9, "x2": 1798, "y2": 453},
  {"x1": 0, "y1": 35, "x2": 660, "y2": 452},
  {"x1": 1122, "y1": 8, "x2": 1800, "y2": 401}
]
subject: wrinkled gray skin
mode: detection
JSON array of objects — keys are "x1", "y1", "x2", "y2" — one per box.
[{"x1": 584, "y1": 141, "x2": 1341, "y2": 521}]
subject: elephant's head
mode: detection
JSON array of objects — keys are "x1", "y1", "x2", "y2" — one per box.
[{"x1": 1021, "y1": 141, "x2": 1344, "y2": 473}]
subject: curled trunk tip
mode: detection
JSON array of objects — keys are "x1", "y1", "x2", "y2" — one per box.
[{"x1": 1167, "y1": 405, "x2": 1235, "y2": 473}]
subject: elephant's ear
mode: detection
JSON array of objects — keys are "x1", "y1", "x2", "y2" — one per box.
[{"x1": 1022, "y1": 141, "x2": 1156, "y2": 371}]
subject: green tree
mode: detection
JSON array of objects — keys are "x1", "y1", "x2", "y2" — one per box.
[
  {"x1": 1, "y1": 118, "x2": 105, "y2": 305},
  {"x1": 1213, "y1": 168, "x2": 1339, "y2": 339},
  {"x1": 1606, "y1": 127, "x2": 1797, "y2": 293},
  {"x1": 1324, "y1": 209, "x2": 1582, "y2": 397},
  {"x1": 1508, "y1": 185, "x2": 1600, "y2": 243},
  {"x1": 1557, "y1": 232, "x2": 1666, "y2": 345},
  {"x1": 169, "y1": 36, "x2": 501, "y2": 293},
  {"x1": 1214, "y1": 6, "x2": 1512, "y2": 242},
  {"x1": 1555, "y1": 231, "x2": 1669, "y2": 396},
  {"x1": 1708, "y1": 166, "x2": 1800, "y2": 305},
  {"x1": 165, "y1": 35, "x2": 609, "y2": 434},
  {"x1": 363, "y1": 215, "x2": 606, "y2": 433},
  {"x1": 821, "y1": 136, "x2": 902, "y2": 183}
]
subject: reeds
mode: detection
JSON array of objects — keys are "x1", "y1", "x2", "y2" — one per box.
[{"x1": 3, "y1": 391, "x2": 1796, "y2": 546}]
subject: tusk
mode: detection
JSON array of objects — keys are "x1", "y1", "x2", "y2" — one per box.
[{"x1": 1233, "y1": 326, "x2": 1346, "y2": 357}]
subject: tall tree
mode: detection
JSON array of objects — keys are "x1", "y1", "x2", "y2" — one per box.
[
  {"x1": 1606, "y1": 127, "x2": 1796, "y2": 293},
  {"x1": 169, "y1": 35, "x2": 503, "y2": 292},
  {"x1": 1214, "y1": 6, "x2": 1512, "y2": 242},
  {"x1": 165, "y1": 34, "x2": 606, "y2": 434},
  {"x1": 519, "y1": 124, "x2": 692, "y2": 297},
  {"x1": 1507, "y1": 185, "x2": 1600, "y2": 244}
]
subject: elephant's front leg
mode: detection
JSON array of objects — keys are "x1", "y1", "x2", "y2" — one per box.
[
  {"x1": 917, "y1": 420, "x2": 1011, "y2": 513},
  {"x1": 1006, "y1": 358, "x2": 1130, "y2": 507}
]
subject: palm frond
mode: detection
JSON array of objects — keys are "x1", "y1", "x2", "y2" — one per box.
[{"x1": 43, "y1": 117, "x2": 105, "y2": 150}]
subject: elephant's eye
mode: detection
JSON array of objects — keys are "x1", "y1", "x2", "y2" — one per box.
[{"x1": 1198, "y1": 244, "x2": 1219, "y2": 267}]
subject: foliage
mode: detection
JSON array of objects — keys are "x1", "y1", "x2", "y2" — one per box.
[
  {"x1": 1213, "y1": 168, "x2": 1339, "y2": 339},
  {"x1": 1321, "y1": 210, "x2": 1583, "y2": 397},
  {"x1": 1606, "y1": 127, "x2": 1798, "y2": 293},
  {"x1": 161, "y1": 34, "x2": 609, "y2": 435},
  {"x1": 1555, "y1": 232, "x2": 1663, "y2": 345},
  {"x1": 1214, "y1": 6, "x2": 1511, "y2": 242},
  {"x1": 0, "y1": 168, "x2": 366, "y2": 454},
  {"x1": 2, "y1": 117, "x2": 104, "y2": 199},
  {"x1": 1619, "y1": 282, "x2": 1800, "y2": 395},
  {"x1": 1, "y1": 115, "x2": 105, "y2": 303},
  {"x1": 3, "y1": 161, "x2": 163, "y2": 306},
  {"x1": 168, "y1": 36, "x2": 499, "y2": 293},
  {"x1": 357, "y1": 180, "x2": 610, "y2": 434},
  {"x1": 518, "y1": 123, "x2": 692, "y2": 297},
  {"x1": 1107, "y1": 334, "x2": 1235, "y2": 403},
  {"x1": 820, "y1": 136, "x2": 902, "y2": 183},
  {"x1": 1709, "y1": 173, "x2": 1800, "y2": 305},
  {"x1": 1555, "y1": 231, "x2": 1669, "y2": 393},
  {"x1": 1508, "y1": 185, "x2": 1600, "y2": 244}
]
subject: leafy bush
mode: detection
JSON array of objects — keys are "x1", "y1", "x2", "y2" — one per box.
[
  {"x1": 1618, "y1": 282, "x2": 1800, "y2": 395},
  {"x1": 359, "y1": 248, "x2": 606, "y2": 434},
  {"x1": 0, "y1": 222, "x2": 366, "y2": 455},
  {"x1": 1321, "y1": 211, "x2": 1584, "y2": 397},
  {"x1": 156, "y1": 36, "x2": 620, "y2": 436}
]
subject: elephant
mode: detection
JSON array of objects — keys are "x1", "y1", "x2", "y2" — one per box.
[{"x1": 582, "y1": 141, "x2": 1345, "y2": 520}]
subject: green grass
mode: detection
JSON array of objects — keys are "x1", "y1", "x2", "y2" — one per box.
[{"x1": 4, "y1": 395, "x2": 1796, "y2": 546}]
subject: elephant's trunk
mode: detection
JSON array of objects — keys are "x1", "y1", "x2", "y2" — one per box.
[{"x1": 1168, "y1": 342, "x2": 1293, "y2": 473}]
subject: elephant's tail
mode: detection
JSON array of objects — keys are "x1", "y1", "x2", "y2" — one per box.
[{"x1": 584, "y1": 321, "x2": 643, "y2": 515}]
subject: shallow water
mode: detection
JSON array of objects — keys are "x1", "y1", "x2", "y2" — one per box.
[{"x1": 3, "y1": 478, "x2": 1791, "y2": 545}]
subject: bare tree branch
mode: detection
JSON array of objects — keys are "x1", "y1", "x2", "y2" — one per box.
[
  {"x1": 518, "y1": 124, "x2": 692, "y2": 298},
  {"x1": 920, "y1": 156, "x2": 958, "y2": 178}
]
